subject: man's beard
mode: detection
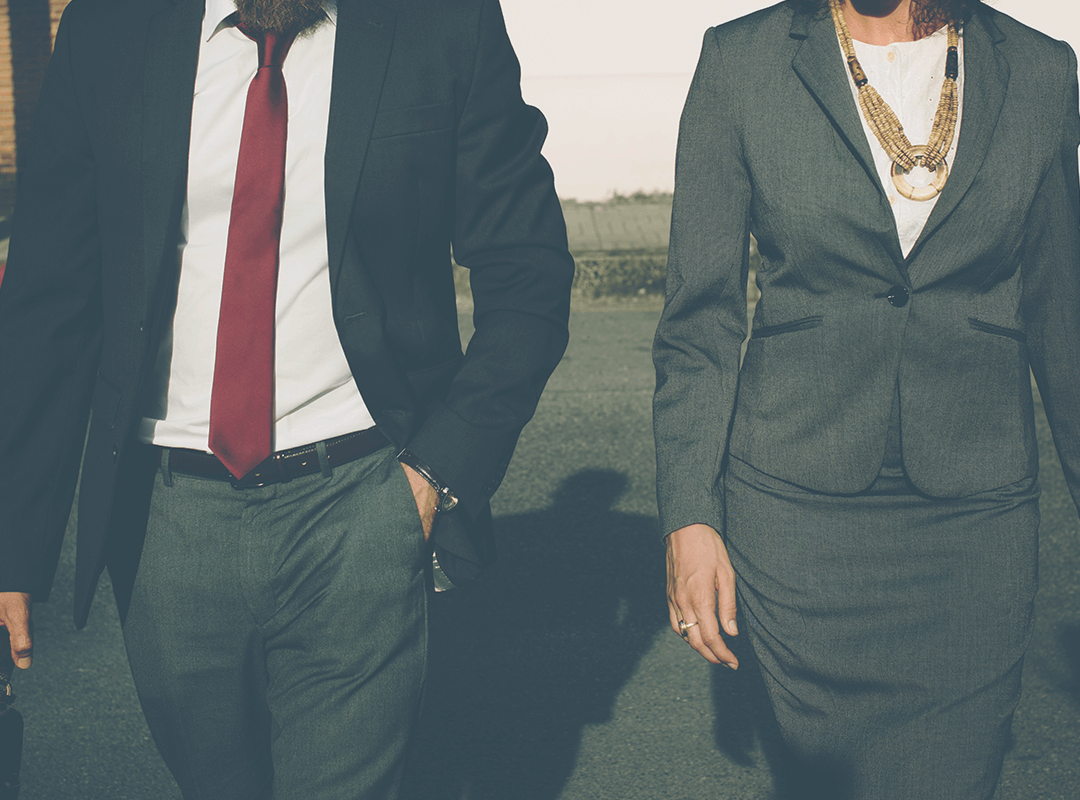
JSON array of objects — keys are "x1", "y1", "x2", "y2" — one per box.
[{"x1": 234, "y1": 0, "x2": 325, "y2": 33}]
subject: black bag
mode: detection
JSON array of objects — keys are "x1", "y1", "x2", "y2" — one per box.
[{"x1": 0, "y1": 631, "x2": 22, "y2": 800}]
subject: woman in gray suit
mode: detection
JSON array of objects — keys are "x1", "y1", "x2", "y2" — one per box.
[{"x1": 653, "y1": 0, "x2": 1080, "y2": 797}]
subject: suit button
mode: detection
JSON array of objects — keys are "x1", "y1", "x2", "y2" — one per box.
[{"x1": 886, "y1": 286, "x2": 909, "y2": 307}]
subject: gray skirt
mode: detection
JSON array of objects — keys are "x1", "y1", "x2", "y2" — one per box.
[{"x1": 724, "y1": 416, "x2": 1040, "y2": 800}]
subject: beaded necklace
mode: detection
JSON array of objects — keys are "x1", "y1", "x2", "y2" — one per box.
[{"x1": 829, "y1": 0, "x2": 960, "y2": 201}]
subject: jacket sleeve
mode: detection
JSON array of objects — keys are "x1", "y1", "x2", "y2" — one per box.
[
  {"x1": 1021, "y1": 42, "x2": 1080, "y2": 518},
  {"x1": 403, "y1": 0, "x2": 574, "y2": 516},
  {"x1": 0, "y1": 7, "x2": 103, "y2": 598},
  {"x1": 652, "y1": 28, "x2": 752, "y2": 540}
]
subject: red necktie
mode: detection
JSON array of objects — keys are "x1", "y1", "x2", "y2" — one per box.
[{"x1": 208, "y1": 25, "x2": 296, "y2": 479}]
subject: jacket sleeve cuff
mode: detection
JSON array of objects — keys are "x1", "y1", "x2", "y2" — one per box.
[{"x1": 404, "y1": 399, "x2": 516, "y2": 519}]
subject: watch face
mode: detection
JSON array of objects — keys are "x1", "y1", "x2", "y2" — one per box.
[{"x1": 438, "y1": 493, "x2": 459, "y2": 513}]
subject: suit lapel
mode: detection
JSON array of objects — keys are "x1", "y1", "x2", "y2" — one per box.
[
  {"x1": 137, "y1": 0, "x2": 399, "y2": 307},
  {"x1": 908, "y1": 11, "x2": 1009, "y2": 259},
  {"x1": 790, "y1": 8, "x2": 907, "y2": 268},
  {"x1": 321, "y1": 0, "x2": 417, "y2": 420},
  {"x1": 324, "y1": 0, "x2": 397, "y2": 283},
  {"x1": 790, "y1": 9, "x2": 883, "y2": 203},
  {"x1": 141, "y1": 0, "x2": 203, "y2": 314}
]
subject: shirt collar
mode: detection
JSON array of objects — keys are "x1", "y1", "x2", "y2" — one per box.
[{"x1": 203, "y1": 0, "x2": 338, "y2": 42}]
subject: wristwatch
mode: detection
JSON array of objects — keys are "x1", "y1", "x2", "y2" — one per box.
[
  {"x1": 397, "y1": 449, "x2": 458, "y2": 592},
  {"x1": 396, "y1": 448, "x2": 459, "y2": 513}
]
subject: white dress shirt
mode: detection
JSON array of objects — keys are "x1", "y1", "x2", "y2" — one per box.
[
  {"x1": 139, "y1": 0, "x2": 375, "y2": 452},
  {"x1": 842, "y1": 25, "x2": 966, "y2": 257}
]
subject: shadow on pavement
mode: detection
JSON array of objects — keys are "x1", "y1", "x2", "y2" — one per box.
[
  {"x1": 710, "y1": 630, "x2": 787, "y2": 761},
  {"x1": 402, "y1": 469, "x2": 668, "y2": 800},
  {"x1": 711, "y1": 641, "x2": 864, "y2": 800}
]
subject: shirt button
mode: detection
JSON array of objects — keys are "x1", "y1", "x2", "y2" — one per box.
[
  {"x1": 887, "y1": 50, "x2": 897, "y2": 62},
  {"x1": 886, "y1": 286, "x2": 909, "y2": 307}
]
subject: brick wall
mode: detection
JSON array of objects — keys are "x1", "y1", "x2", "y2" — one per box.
[{"x1": 0, "y1": 0, "x2": 71, "y2": 216}]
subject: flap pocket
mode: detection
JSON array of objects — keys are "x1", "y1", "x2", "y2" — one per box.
[
  {"x1": 751, "y1": 315, "x2": 823, "y2": 339},
  {"x1": 968, "y1": 318, "x2": 1027, "y2": 344},
  {"x1": 371, "y1": 102, "x2": 454, "y2": 140}
]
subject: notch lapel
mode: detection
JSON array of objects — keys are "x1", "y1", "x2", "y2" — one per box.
[
  {"x1": 324, "y1": 0, "x2": 397, "y2": 283},
  {"x1": 790, "y1": 9, "x2": 907, "y2": 268},
  {"x1": 141, "y1": 0, "x2": 203, "y2": 315},
  {"x1": 790, "y1": 10, "x2": 883, "y2": 203},
  {"x1": 908, "y1": 12, "x2": 1009, "y2": 260},
  {"x1": 321, "y1": 0, "x2": 416, "y2": 424}
]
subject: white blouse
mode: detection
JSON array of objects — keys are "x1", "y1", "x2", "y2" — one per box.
[{"x1": 842, "y1": 25, "x2": 966, "y2": 257}]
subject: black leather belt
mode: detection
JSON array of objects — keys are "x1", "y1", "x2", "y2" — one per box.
[{"x1": 163, "y1": 428, "x2": 389, "y2": 489}]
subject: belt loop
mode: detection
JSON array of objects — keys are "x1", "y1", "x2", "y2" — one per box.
[
  {"x1": 316, "y1": 440, "x2": 332, "y2": 479},
  {"x1": 160, "y1": 448, "x2": 174, "y2": 488}
]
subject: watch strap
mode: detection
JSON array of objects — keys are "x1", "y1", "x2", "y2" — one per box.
[{"x1": 397, "y1": 448, "x2": 459, "y2": 512}]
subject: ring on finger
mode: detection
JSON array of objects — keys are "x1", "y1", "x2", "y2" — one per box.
[{"x1": 678, "y1": 619, "x2": 699, "y2": 638}]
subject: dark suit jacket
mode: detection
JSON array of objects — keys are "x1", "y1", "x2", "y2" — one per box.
[
  {"x1": 0, "y1": 0, "x2": 574, "y2": 627},
  {"x1": 653, "y1": 2, "x2": 1080, "y2": 538}
]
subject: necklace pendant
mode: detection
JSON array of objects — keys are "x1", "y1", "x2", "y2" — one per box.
[{"x1": 891, "y1": 145, "x2": 949, "y2": 202}]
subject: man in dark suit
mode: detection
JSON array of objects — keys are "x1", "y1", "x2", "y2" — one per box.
[{"x1": 0, "y1": 0, "x2": 573, "y2": 795}]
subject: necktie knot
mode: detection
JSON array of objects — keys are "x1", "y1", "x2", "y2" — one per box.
[{"x1": 236, "y1": 22, "x2": 296, "y2": 69}]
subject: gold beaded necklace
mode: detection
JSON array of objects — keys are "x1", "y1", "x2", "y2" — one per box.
[{"x1": 829, "y1": 0, "x2": 960, "y2": 201}]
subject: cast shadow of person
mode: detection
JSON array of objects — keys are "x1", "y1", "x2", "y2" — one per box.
[
  {"x1": 401, "y1": 469, "x2": 668, "y2": 800},
  {"x1": 711, "y1": 633, "x2": 857, "y2": 800}
]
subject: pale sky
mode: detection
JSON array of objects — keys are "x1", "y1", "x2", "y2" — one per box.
[{"x1": 499, "y1": 1, "x2": 1080, "y2": 199}]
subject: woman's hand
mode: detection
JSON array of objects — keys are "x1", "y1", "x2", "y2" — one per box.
[{"x1": 666, "y1": 524, "x2": 739, "y2": 668}]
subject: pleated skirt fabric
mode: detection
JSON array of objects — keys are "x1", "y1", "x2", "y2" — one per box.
[{"x1": 724, "y1": 413, "x2": 1040, "y2": 800}]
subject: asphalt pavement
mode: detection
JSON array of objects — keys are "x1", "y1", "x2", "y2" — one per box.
[{"x1": 9, "y1": 308, "x2": 1080, "y2": 799}]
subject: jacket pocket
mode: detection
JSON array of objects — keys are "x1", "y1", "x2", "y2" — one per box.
[
  {"x1": 406, "y1": 355, "x2": 463, "y2": 400},
  {"x1": 371, "y1": 102, "x2": 454, "y2": 140},
  {"x1": 968, "y1": 318, "x2": 1027, "y2": 344},
  {"x1": 750, "y1": 315, "x2": 823, "y2": 339}
]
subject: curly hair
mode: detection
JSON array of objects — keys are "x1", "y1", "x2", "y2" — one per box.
[{"x1": 791, "y1": 0, "x2": 982, "y2": 35}]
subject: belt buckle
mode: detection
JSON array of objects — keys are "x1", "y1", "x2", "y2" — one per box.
[{"x1": 230, "y1": 451, "x2": 289, "y2": 489}]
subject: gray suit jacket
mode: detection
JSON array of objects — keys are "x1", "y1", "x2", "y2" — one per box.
[{"x1": 653, "y1": 1, "x2": 1080, "y2": 538}]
